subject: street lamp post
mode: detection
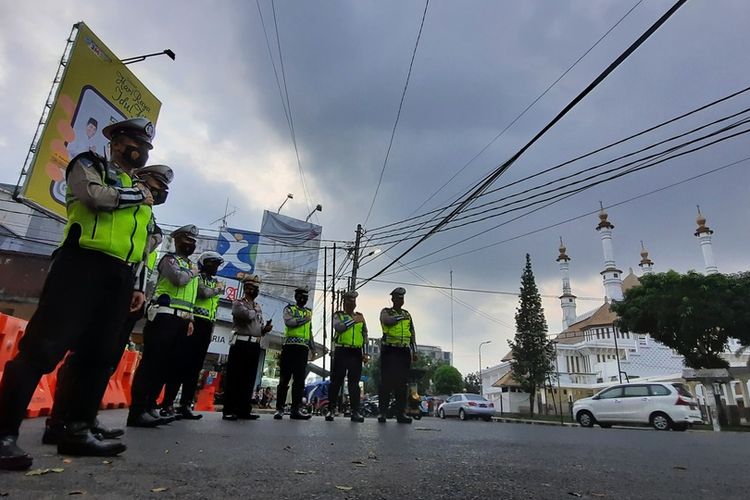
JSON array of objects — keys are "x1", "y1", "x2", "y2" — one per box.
[
  {"x1": 478, "y1": 340, "x2": 492, "y2": 397},
  {"x1": 277, "y1": 193, "x2": 293, "y2": 213},
  {"x1": 120, "y1": 49, "x2": 176, "y2": 65},
  {"x1": 305, "y1": 204, "x2": 322, "y2": 222}
]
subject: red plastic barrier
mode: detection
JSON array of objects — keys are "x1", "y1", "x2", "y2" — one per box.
[
  {"x1": 194, "y1": 385, "x2": 216, "y2": 412},
  {"x1": 0, "y1": 314, "x2": 27, "y2": 371},
  {"x1": 26, "y1": 374, "x2": 54, "y2": 418}
]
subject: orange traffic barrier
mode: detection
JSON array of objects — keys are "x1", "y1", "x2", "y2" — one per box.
[
  {"x1": 26, "y1": 374, "x2": 54, "y2": 418},
  {"x1": 119, "y1": 350, "x2": 140, "y2": 406},
  {"x1": 0, "y1": 313, "x2": 27, "y2": 371},
  {"x1": 194, "y1": 385, "x2": 216, "y2": 412}
]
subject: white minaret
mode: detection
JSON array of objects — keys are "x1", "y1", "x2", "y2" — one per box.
[
  {"x1": 556, "y1": 237, "x2": 577, "y2": 330},
  {"x1": 638, "y1": 241, "x2": 654, "y2": 275},
  {"x1": 596, "y1": 203, "x2": 624, "y2": 302},
  {"x1": 695, "y1": 206, "x2": 718, "y2": 275}
]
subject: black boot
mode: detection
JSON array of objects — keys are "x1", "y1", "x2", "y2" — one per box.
[
  {"x1": 57, "y1": 423, "x2": 126, "y2": 457},
  {"x1": 178, "y1": 406, "x2": 203, "y2": 420},
  {"x1": 0, "y1": 435, "x2": 33, "y2": 471},
  {"x1": 92, "y1": 418, "x2": 125, "y2": 439},
  {"x1": 150, "y1": 408, "x2": 174, "y2": 425},
  {"x1": 273, "y1": 410, "x2": 284, "y2": 420},
  {"x1": 290, "y1": 408, "x2": 312, "y2": 420},
  {"x1": 396, "y1": 413, "x2": 413, "y2": 424},
  {"x1": 377, "y1": 413, "x2": 387, "y2": 423},
  {"x1": 324, "y1": 407, "x2": 334, "y2": 422},
  {"x1": 42, "y1": 418, "x2": 65, "y2": 445},
  {"x1": 350, "y1": 410, "x2": 364, "y2": 423},
  {"x1": 127, "y1": 409, "x2": 162, "y2": 428},
  {"x1": 160, "y1": 405, "x2": 180, "y2": 421}
]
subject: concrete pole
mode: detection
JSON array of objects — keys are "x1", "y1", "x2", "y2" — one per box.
[{"x1": 704, "y1": 382, "x2": 721, "y2": 432}]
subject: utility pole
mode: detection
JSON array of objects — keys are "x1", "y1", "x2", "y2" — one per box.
[
  {"x1": 330, "y1": 243, "x2": 336, "y2": 379},
  {"x1": 450, "y1": 269, "x2": 454, "y2": 365},
  {"x1": 349, "y1": 224, "x2": 363, "y2": 291},
  {"x1": 323, "y1": 246, "x2": 327, "y2": 379}
]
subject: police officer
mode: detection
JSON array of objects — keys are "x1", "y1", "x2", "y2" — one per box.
[
  {"x1": 165, "y1": 251, "x2": 225, "y2": 420},
  {"x1": 274, "y1": 286, "x2": 314, "y2": 420},
  {"x1": 127, "y1": 225, "x2": 199, "y2": 427},
  {"x1": 325, "y1": 291, "x2": 368, "y2": 423},
  {"x1": 42, "y1": 164, "x2": 173, "y2": 445},
  {"x1": 378, "y1": 288, "x2": 417, "y2": 424},
  {"x1": 223, "y1": 274, "x2": 273, "y2": 420},
  {"x1": 0, "y1": 117, "x2": 156, "y2": 470}
]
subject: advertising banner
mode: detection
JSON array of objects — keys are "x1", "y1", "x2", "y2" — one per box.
[
  {"x1": 19, "y1": 22, "x2": 161, "y2": 219},
  {"x1": 216, "y1": 227, "x2": 260, "y2": 280}
]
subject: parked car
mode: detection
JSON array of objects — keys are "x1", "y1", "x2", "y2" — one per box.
[
  {"x1": 437, "y1": 393, "x2": 495, "y2": 421},
  {"x1": 573, "y1": 382, "x2": 703, "y2": 431}
]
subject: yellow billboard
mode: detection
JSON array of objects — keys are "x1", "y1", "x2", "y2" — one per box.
[{"x1": 19, "y1": 22, "x2": 161, "y2": 219}]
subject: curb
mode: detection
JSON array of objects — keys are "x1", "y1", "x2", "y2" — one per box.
[{"x1": 491, "y1": 416, "x2": 579, "y2": 427}]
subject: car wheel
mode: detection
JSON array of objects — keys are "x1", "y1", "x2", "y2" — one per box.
[
  {"x1": 439, "y1": 408, "x2": 445, "y2": 419},
  {"x1": 576, "y1": 410, "x2": 595, "y2": 428},
  {"x1": 650, "y1": 412, "x2": 672, "y2": 431},
  {"x1": 459, "y1": 409, "x2": 467, "y2": 421},
  {"x1": 672, "y1": 422, "x2": 688, "y2": 432}
]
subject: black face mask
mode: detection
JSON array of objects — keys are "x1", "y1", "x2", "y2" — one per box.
[
  {"x1": 123, "y1": 144, "x2": 149, "y2": 168},
  {"x1": 151, "y1": 187, "x2": 169, "y2": 205},
  {"x1": 246, "y1": 288, "x2": 259, "y2": 300}
]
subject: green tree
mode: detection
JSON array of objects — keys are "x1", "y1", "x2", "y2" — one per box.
[
  {"x1": 612, "y1": 271, "x2": 750, "y2": 369},
  {"x1": 361, "y1": 355, "x2": 381, "y2": 395},
  {"x1": 508, "y1": 254, "x2": 555, "y2": 416},
  {"x1": 433, "y1": 364, "x2": 463, "y2": 395},
  {"x1": 463, "y1": 372, "x2": 481, "y2": 393}
]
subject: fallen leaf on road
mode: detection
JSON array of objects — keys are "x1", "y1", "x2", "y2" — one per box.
[
  {"x1": 568, "y1": 493, "x2": 582, "y2": 497},
  {"x1": 541, "y1": 483, "x2": 551, "y2": 487},
  {"x1": 591, "y1": 493, "x2": 607, "y2": 498},
  {"x1": 294, "y1": 470, "x2": 314, "y2": 475},
  {"x1": 414, "y1": 427, "x2": 440, "y2": 431},
  {"x1": 336, "y1": 486, "x2": 353, "y2": 491},
  {"x1": 68, "y1": 491, "x2": 86, "y2": 495},
  {"x1": 150, "y1": 487, "x2": 169, "y2": 492},
  {"x1": 62, "y1": 458, "x2": 73, "y2": 464},
  {"x1": 50, "y1": 468, "x2": 64, "y2": 473},
  {"x1": 351, "y1": 461, "x2": 366, "y2": 468},
  {"x1": 25, "y1": 468, "x2": 64, "y2": 476},
  {"x1": 673, "y1": 466, "x2": 687, "y2": 471},
  {"x1": 164, "y1": 449, "x2": 169, "y2": 454},
  {"x1": 101, "y1": 460, "x2": 112, "y2": 465}
]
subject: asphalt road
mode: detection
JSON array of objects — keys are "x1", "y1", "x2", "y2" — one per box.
[{"x1": 1, "y1": 410, "x2": 748, "y2": 499}]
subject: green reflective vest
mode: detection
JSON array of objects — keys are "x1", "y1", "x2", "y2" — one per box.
[
  {"x1": 63, "y1": 158, "x2": 151, "y2": 263},
  {"x1": 154, "y1": 255, "x2": 198, "y2": 312},
  {"x1": 194, "y1": 275, "x2": 221, "y2": 321},
  {"x1": 285, "y1": 305, "x2": 312, "y2": 341},
  {"x1": 334, "y1": 312, "x2": 365, "y2": 348},
  {"x1": 381, "y1": 308, "x2": 412, "y2": 346}
]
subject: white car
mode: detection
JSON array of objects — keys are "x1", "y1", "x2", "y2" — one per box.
[
  {"x1": 437, "y1": 394, "x2": 495, "y2": 421},
  {"x1": 573, "y1": 382, "x2": 703, "y2": 431}
]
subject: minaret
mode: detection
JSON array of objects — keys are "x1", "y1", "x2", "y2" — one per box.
[
  {"x1": 695, "y1": 206, "x2": 718, "y2": 275},
  {"x1": 596, "y1": 203, "x2": 623, "y2": 301},
  {"x1": 556, "y1": 237, "x2": 577, "y2": 330},
  {"x1": 638, "y1": 241, "x2": 654, "y2": 275}
]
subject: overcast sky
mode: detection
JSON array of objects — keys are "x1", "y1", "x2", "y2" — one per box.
[{"x1": 2, "y1": 1, "x2": 749, "y2": 376}]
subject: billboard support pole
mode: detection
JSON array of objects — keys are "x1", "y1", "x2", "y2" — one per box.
[
  {"x1": 13, "y1": 23, "x2": 80, "y2": 205},
  {"x1": 349, "y1": 224, "x2": 363, "y2": 291}
]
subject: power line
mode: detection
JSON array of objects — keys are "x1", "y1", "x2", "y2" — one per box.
[
  {"x1": 363, "y1": 0, "x2": 430, "y2": 225},
  {"x1": 406, "y1": 0, "x2": 644, "y2": 219},
  {"x1": 358, "y1": 0, "x2": 688, "y2": 286}
]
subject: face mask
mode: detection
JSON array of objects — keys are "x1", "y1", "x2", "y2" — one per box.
[
  {"x1": 123, "y1": 144, "x2": 149, "y2": 168},
  {"x1": 247, "y1": 288, "x2": 259, "y2": 299},
  {"x1": 183, "y1": 243, "x2": 196, "y2": 256},
  {"x1": 151, "y1": 188, "x2": 168, "y2": 205}
]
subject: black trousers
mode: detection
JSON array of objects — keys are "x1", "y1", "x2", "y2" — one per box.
[
  {"x1": 0, "y1": 243, "x2": 134, "y2": 436},
  {"x1": 276, "y1": 344, "x2": 308, "y2": 411},
  {"x1": 222, "y1": 339, "x2": 262, "y2": 416},
  {"x1": 164, "y1": 317, "x2": 213, "y2": 408},
  {"x1": 129, "y1": 313, "x2": 190, "y2": 413},
  {"x1": 49, "y1": 306, "x2": 143, "y2": 425},
  {"x1": 378, "y1": 345, "x2": 411, "y2": 415},
  {"x1": 328, "y1": 346, "x2": 363, "y2": 412}
]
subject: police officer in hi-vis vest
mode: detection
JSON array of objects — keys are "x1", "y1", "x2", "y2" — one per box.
[
  {"x1": 0, "y1": 118, "x2": 157, "y2": 470},
  {"x1": 223, "y1": 274, "x2": 273, "y2": 420},
  {"x1": 325, "y1": 290, "x2": 368, "y2": 423},
  {"x1": 128, "y1": 225, "x2": 199, "y2": 427},
  {"x1": 165, "y1": 251, "x2": 225, "y2": 420},
  {"x1": 378, "y1": 287, "x2": 417, "y2": 424},
  {"x1": 274, "y1": 286, "x2": 314, "y2": 420},
  {"x1": 42, "y1": 165, "x2": 173, "y2": 445}
]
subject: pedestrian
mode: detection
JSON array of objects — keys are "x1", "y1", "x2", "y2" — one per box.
[
  {"x1": 42, "y1": 164, "x2": 173, "y2": 445},
  {"x1": 274, "y1": 286, "x2": 314, "y2": 420},
  {"x1": 325, "y1": 290, "x2": 368, "y2": 423},
  {"x1": 0, "y1": 117, "x2": 157, "y2": 469},
  {"x1": 164, "y1": 251, "x2": 225, "y2": 420},
  {"x1": 127, "y1": 225, "x2": 200, "y2": 427},
  {"x1": 222, "y1": 274, "x2": 272, "y2": 420},
  {"x1": 378, "y1": 287, "x2": 417, "y2": 424}
]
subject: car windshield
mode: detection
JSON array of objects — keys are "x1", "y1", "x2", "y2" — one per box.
[
  {"x1": 465, "y1": 395, "x2": 488, "y2": 401},
  {"x1": 672, "y1": 383, "x2": 694, "y2": 398}
]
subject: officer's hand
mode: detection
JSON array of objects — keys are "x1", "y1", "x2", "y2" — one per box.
[
  {"x1": 353, "y1": 313, "x2": 364, "y2": 324},
  {"x1": 129, "y1": 291, "x2": 145, "y2": 312},
  {"x1": 190, "y1": 263, "x2": 200, "y2": 275},
  {"x1": 136, "y1": 182, "x2": 154, "y2": 206},
  {"x1": 187, "y1": 321, "x2": 194, "y2": 336}
]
